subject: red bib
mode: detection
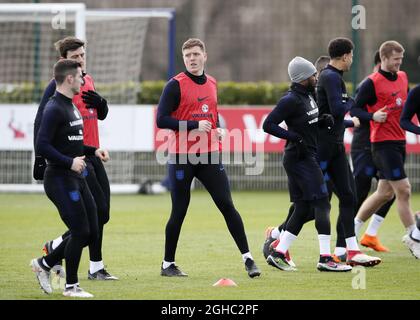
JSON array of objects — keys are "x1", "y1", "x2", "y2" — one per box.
[
  {"x1": 169, "y1": 72, "x2": 220, "y2": 154},
  {"x1": 367, "y1": 71, "x2": 408, "y2": 143},
  {"x1": 73, "y1": 74, "x2": 100, "y2": 148}
]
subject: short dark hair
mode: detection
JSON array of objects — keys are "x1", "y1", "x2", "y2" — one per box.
[
  {"x1": 54, "y1": 36, "x2": 85, "y2": 58},
  {"x1": 374, "y1": 50, "x2": 381, "y2": 65},
  {"x1": 53, "y1": 59, "x2": 81, "y2": 85},
  {"x1": 315, "y1": 55, "x2": 330, "y2": 73},
  {"x1": 328, "y1": 37, "x2": 354, "y2": 59}
]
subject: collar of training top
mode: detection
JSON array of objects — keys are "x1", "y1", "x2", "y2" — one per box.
[
  {"x1": 184, "y1": 70, "x2": 207, "y2": 85},
  {"x1": 290, "y1": 82, "x2": 312, "y2": 95},
  {"x1": 378, "y1": 68, "x2": 398, "y2": 81},
  {"x1": 54, "y1": 91, "x2": 73, "y2": 103},
  {"x1": 325, "y1": 64, "x2": 344, "y2": 76}
]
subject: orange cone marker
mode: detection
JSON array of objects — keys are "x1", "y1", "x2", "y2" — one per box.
[{"x1": 213, "y1": 278, "x2": 237, "y2": 287}]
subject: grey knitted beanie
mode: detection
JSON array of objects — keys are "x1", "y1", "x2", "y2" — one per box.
[{"x1": 288, "y1": 56, "x2": 317, "y2": 83}]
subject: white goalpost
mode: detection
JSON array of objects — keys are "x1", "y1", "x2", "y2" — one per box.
[
  {"x1": 0, "y1": 3, "x2": 176, "y2": 194},
  {"x1": 0, "y1": 3, "x2": 86, "y2": 38}
]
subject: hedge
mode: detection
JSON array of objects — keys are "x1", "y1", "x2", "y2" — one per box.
[{"x1": 0, "y1": 80, "x2": 364, "y2": 106}]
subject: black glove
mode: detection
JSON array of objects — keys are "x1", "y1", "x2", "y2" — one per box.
[
  {"x1": 292, "y1": 136, "x2": 308, "y2": 160},
  {"x1": 82, "y1": 90, "x2": 108, "y2": 119},
  {"x1": 33, "y1": 155, "x2": 46, "y2": 180},
  {"x1": 82, "y1": 90, "x2": 106, "y2": 109},
  {"x1": 318, "y1": 113, "x2": 335, "y2": 129}
]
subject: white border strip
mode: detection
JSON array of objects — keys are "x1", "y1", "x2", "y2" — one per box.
[
  {"x1": 0, "y1": 184, "x2": 141, "y2": 194},
  {"x1": 0, "y1": 3, "x2": 86, "y2": 12}
]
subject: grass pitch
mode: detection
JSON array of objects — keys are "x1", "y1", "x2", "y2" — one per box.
[{"x1": 0, "y1": 191, "x2": 419, "y2": 300}]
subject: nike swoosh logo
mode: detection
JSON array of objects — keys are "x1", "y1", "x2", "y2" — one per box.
[
  {"x1": 391, "y1": 91, "x2": 400, "y2": 96},
  {"x1": 197, "y1": 96, "x2": 209, "y2": 102}
]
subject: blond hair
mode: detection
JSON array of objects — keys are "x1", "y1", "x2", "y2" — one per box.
[{"x1": 379, "y1": 40, "x2": 404, "y2": 59}]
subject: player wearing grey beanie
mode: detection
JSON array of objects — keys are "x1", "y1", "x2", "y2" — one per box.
[
  {"x1": 262, "y1": 53, "x2": 352, "y2": 273},
  {"x1": 288, "y1": 56, "x2": 317, "y2": 83}
]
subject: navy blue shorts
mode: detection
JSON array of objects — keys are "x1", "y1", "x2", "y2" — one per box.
[
  {"x1": 351, "y1": 149, "x2": 378, "y2": 178},
  {"x1": 372, "y1": 143, "x2": 406, "y2": 181},
  {"x1": 283, "y1": 153, "x2": 328, "y2": 202}
]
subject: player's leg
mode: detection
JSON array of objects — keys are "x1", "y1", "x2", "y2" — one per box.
[
  {"x1": 329, "y1": 148, "x2": 381, "y2": 266},
  {"x1": 356, "y1": 179, "x2": 394, "y2": 221},
  {"x1": 31, "y1": 170, "x2": 94, "y2": 296},
  {"x1": 402, "y1": 217, "x2": 420, "y2": 259},
  {"x1": 263, "y1": 204, "x2": 299, "y2": 267},
  {"x1": 325, "y1": 146, "x2": 354, "y2": 259},
  {"x1": 196, "y1": 161, "x2": 260, "y2": 277},
  {"x1": 371, "y1": 144, "x2": 414, "y2": 231},
  {"x1": 329, "y1": 149, "x2": 356, "y2": 242},
  {"x1": 40, "y1": 163, "x2": 103, "y2": 266},
  {"x1": 266, "y1": 159, "x2": 327, "y2": 262},
  {"x1": 276, "y1": 203, "x2": 315, "y2": 239},
  {"x1": 313, "y1": 197, "x2": 352, "y2": 272},
  {"x1": 382, "y1": 147, "x2": 420, "y2": 258},
  {"x1": 88, "y1": 155, "x2": 110, "y2": 226},
  {"x1": 352, "y1": 149, "x2": 394, "y2": 250},
  {"x1": 61, "y1": 178, "x2": 98, "y2": 297},
  {"x1": 84, "y1": 158, "x2": 117, "y2": 280},
  {"x1": 334, "y1": 162, "x2": 357, "y2": 259},
  {"x1": 374, "y1": 196, "x2": 395, "y2": 219},
  {"x1": 353, "y1": 174, "x2": 373, "y2": 236},
  {"x1": 360, "y1": 195, "x2": 395, "y2": 252},
  {"x1": 278, "y1": 200, "x2": 311, "y2": 251},
  {"x1": 42, "y1": 230, "x2": 71, "y2": 256},
  {"x1": 263, "y1": 204, "x2": 294, "y2": 259},
  {"x1": 318, "y1": 144, "x2": 346, "y2": 260},
  {"x1": 161, "y1": 162, "x2": 195, "y2": 277},
  {"x1": 389, "y1": 178, "x2": 416, "y2": 230},
  {"x1": 55, "y1": 179, "x2": 96, "y2": 298},
  {"x1": 269, "y1": 155, "x2": 336, "y2": 271},
  {"x1": 351, "y1": 150, "x2": 375, "y2": 212}
]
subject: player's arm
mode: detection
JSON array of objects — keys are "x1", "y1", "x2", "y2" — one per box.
[
  {"x1": 36, "y1": 102, "x2": 73, "y2": 169},
  {"x1": 344, "y1": 120, "x2": 354, "y2": 128},
  {"x1": 156, "y1": 79, "x2": 199, "y2": 131},
  {"x1": 344, "y1": 117, "x2": 360, "y2": 128},
  {"x1": 350, "y1": 78, "x2": 385, "y2": 122},
  {"x1": 33, "y1": 79, "x2": 56, "y2": 148},
  {"x1": 263, "y1": 96, "x2": 301, "y2": 141},
  {"x1": 400, "y1": 85, "x2": 420, "y2": 134},
  {"x1": 323, "y1": 72, "x2": 354, "y2": 118},
  {"x1": 33, "y1": 80, "x2": 56, "y2": 180}
]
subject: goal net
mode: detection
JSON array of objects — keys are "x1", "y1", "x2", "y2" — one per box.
[{"x1": 0, "y1": 3, "x2": 175, "y2": 193}]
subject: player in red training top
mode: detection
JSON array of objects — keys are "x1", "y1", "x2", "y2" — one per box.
[
  {"x1": 351, "y1": 41, "x2": 417, "y2": 258},
  {"x1": 156, "y1": 38, "x2": 260, "y2": 278}
]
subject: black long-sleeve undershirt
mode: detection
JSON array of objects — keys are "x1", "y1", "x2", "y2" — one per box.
[
  {"x1": 263, "y1": 83, "x2": 320, "y2": 154},
  {"x1": 316, "y1": 64, "x2": 354, "y2": 143},
  {"x1": 263, "y1": 94, "x2": 302, "y2": 142},
  {"x1": 36, "y1": 91, "x2": 95, "y2": 169}
]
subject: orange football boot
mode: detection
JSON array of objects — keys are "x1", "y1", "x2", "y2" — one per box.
[{"x1": 360, "y1": 234, "x2": 389, "y2": 252}]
